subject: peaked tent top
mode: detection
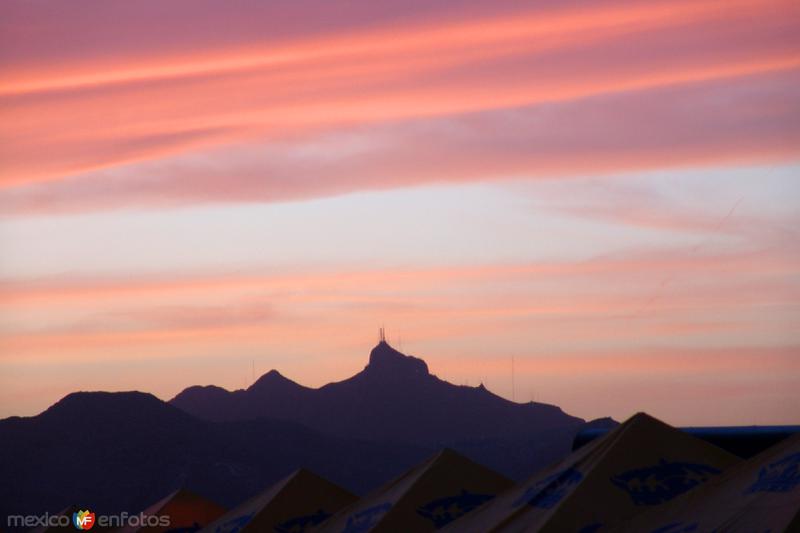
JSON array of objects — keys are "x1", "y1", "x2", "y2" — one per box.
[
  {"x1": 117, "y1": 488, "x2": 226, "y2": 533},
  {"x1": 614, "y1": 432, "x2": 800, "y2": 532},
  {"x1": 199, "y1": 468, "x2": 357, "y2": 533},
  {"x1": 317, "y1": 448, "x2": 513, "y2": 533},
  {"x1": 442, "y1": 412, "x2": 741, "y2": 533}
]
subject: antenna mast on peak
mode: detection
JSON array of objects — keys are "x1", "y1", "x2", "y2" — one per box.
[
  {"x1": 511, "y1": 355, "x2": 516, "y2": 402},
  {"x1": 379, "y1": 326, "x2": 386, "y2": 342}
]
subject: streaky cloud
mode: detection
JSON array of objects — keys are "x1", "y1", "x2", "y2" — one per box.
[
  {"x1": 2, "y1": 68, "x2": 798, "y2": 213},
  {"x1": 1, "y1": 0, "x2": 798, "y2": 190}
]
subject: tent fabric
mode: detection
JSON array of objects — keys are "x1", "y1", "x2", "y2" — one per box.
[
  {"x1": 116, "y1": 489, "x2": 226, "y2": 533},
  {"x1": 199, "y1": 469, "x2": 357, "y2": 533},
  {"x1": 441, "y1": 413, "x2": 741, "y2": 533},
  {"x1": 612, "y1": 433, "x2": 800, "y2": 532},
  {"x1": 316, "y1": 448, "x2": 513, "y2": 533}
]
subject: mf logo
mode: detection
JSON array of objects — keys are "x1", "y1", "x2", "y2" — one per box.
[{"x1": 73, "y1": 510, "x2": 95, "y2": 530}]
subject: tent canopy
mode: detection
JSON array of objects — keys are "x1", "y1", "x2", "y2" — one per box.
[
  {"x1": 317, "y1": 448, "x2": 513, "y2": 533},
  {"x1": 199, "y1": 469, "x2": 356, "y2": 533},
  {"x1": 442, "y1": 412, "x2": 741, "y2": 532},
  {"x1": 118, "y1": 489, "x2": 226, "y2": 533},
  {"x1": 613, "y1": 433, "x2": 800, "y2": 532}
]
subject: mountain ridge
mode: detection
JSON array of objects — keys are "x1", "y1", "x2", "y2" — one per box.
[
  {"x1": 0, "y1": 390, "x2": 430, "y2": 530},
  {"x1": 0, "y1": 341, "x2": 615, "y2": 530},
  {"x1": 169, "y1": 341, "x2": 601, "y2": 477},
  {"x1": 171, "y1": 341, "x2": 582, "y2": 440}
]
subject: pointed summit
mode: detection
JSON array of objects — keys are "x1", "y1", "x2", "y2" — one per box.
[
  {"x1": 252, "y1": 368, "x2": 286, "y2": 384},
  {"x1": 366, "y1": 341, "x2": 429, "y2": 376},
  {"x1": 168, "y1": 336, "x2": 587, "y2": 479},
  {"x1": 249, "y1": 369, "x2": 305, "y2": 394}
]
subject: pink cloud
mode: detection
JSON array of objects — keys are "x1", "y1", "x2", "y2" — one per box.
[
  {"x1": 2, "y1": 67, "x2": 799, "y2": 214},
  {"x1": 1, "y1": 244, "x2": 796, "y2": 305},
  {"x1": 0, "y1": 0, "x2": 798, "y2": 197},
  {"x1": 1, "y1": 244, "x2": 796, "y2": 359}
]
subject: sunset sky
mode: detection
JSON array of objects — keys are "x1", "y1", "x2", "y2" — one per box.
[{"x1": 1, "y1": 0, "x2": 798, "y2": 425}]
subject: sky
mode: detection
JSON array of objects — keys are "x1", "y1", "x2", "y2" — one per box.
[{"x1": 0, "y1": 0, "x2": 798, "y2": 425}]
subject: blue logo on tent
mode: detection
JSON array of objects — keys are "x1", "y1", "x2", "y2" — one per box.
[
  {"x1": 511, "y1": 467, "x2": 583, "y2": 509},
  {"x1": 611, "y1": 460, "x2": 720, "y2": 505},
  {"x1": 745, "y1": 452, "x2": 800, "y2": 494},
  {"x1": 341, "y1": 502, "x2": 392, "y2": 533},
  {"x1": 649, "y1": 522, "x2": 699, "y2": 533},
  {"x1": 416, "y1": 489, "x2": 494, "y2": 528},
  {"x1": 213, "y1": 513, "x2": 255, "y2": 533},
  {"x1": 275, "y1": 509, "x2": 332, "y2": 532},
  {"x1": 577, "y1": 523, "x2": 603, "y2": 533}
]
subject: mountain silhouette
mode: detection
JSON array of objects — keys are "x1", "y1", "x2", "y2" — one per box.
[
  {"x1": 0, "y1": 342, "x2": 613, "y2": 530},
  {"x1": 0, "y1": 391, "x2": 428, "y2": 530},
  {"x1": 171, "y1": 341, "x2": 605, "y2": 476}
]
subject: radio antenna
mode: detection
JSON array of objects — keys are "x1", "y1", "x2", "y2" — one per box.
[{"x1": 511, "y1": 356, "x2": 516, "y2": 402}]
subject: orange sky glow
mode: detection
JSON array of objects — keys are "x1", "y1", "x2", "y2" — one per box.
[{"x1": 0, "y1": 0, "x2": 798, "y2": 424}]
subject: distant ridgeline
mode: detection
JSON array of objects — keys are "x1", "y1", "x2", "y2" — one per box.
[
  {"x1": 170, "y1": 340, "x2": 607, "y2": 473},
  {"x1": 0, "y1": 341, "x2": 611, "y2": 528}
]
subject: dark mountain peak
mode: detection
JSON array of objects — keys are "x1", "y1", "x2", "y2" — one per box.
[
  {"x1": 249, "y1": 369, "x2": 304, "y2": 392},
  {"x1": 584, "y1": 416, "x2": 619, "y2": 430},
  {"x1": 172, "y1": 384, "x2": 230, "y2": 401},
  {"x1": 252, "y1": 369, "x2": 285, "y2": 385},
  {"x1": 365, "y1": 341, "x2": 429, "y2": 376},
  {"x1": 45, "y1": 391, "x2": 161, "y2": 415},
  {"x1": 40, "y1": 391, "x2": 190, "y2": 426}
]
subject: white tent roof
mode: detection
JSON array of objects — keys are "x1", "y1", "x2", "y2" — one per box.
[
  {"x1": 613, "y1": 433, "x2": 800, "y2": 532},
  {"x1": 199, "y1": 469, "x2": 356, "y2": 533},
  {"x1": 441, "y1": 413, "x2": 741, "y2": 532},
  {"x1": 317, "y1": 448, "x2": 513, "y2": 532}
]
